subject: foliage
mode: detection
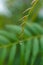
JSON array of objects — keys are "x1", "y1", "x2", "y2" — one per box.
[{"x1": 0, "y1": 0, "x2": 43, "y2": 65}]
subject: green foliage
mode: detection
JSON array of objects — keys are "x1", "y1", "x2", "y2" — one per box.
[
  {"x1": 0, "y1": 0, "x2": 43, "y2": 65},
  {"x1": 0, "y1": 23, "x2": 43, "y2": 65}
]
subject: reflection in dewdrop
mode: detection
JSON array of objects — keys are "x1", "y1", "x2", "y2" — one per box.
[{"x1": 0, "y1": 0, "x2": 11, "y2": 17}]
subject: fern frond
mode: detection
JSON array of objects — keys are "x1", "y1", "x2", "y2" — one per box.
[{"x1": 0, "y1": 0, "x2": 43, "y2": 65}]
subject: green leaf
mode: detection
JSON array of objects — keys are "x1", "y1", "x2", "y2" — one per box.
[
  {"x1": 26, "y1": 23, "x2": 39, "y2": 35},
  {"x1": 24, "y1": 29, "x2": 32, "y2": 38},
  {"x1": 5, "y1": 25, "x2": 22, "y2": 35},
  {"x1": 24, "y1": 39, "x2": 32, "y2": 65},
  {"x1": 40, "y1": 36, "x2": 43, "y2": 65},
  {"x1": 31, "y1": 37, "x2": 39, "y2": 65},
  {"x1": 0, "y1": 48, "x2": 7, "y2": 65},
  {"x1": 0, "y1": 30, "x2": 18, "y2": 41},
  {"x1": 20, "y1": 42, "x2": 25, "y2": 65},
  {"x1": 40, "y1": 36, "x2": 43, "y2": 52},
  {"x1": 8, "y1": 44, "x2": 16, "y2": 65},
  {"x1": 33, "y1": 23, "x2": 43, "y2": 34},
  {"x1": 0, "y1": 35, "x2": 10, "y2": 45}
]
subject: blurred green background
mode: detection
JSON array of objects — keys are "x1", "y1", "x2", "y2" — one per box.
[{"x1": 0, "y1": 0, "x2": 43, "y2": 28}]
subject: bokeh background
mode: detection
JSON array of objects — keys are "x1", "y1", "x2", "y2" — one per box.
[{"x1": 0, "y1": 0, "x2": 43, "y2": 28}]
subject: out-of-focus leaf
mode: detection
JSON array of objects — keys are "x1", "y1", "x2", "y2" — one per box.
[
  {"x1": 24, "y1": 39, "x2": 32, "y2": 65},
  {"x1": 40, "y1": 36, "x2": 43, "y2": 65},
  {"x1": 0, "y1": 30, "x2": 18, "y2": 41},
  {"x1": 0, "y1": 48, "x2": 7, "y2": 65},
  {"x1": 8, "y1": 44, "x2": 16, "y2": 65},
  {"x1": 0, "y1": 35, "x2": 10, "y2": 45},
  {"x1": 31, "y1": 37, "x2": 39, "y2": 65},
  {"x1": 20, "y1": 42, "x2": 25, "y2": 65}
]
